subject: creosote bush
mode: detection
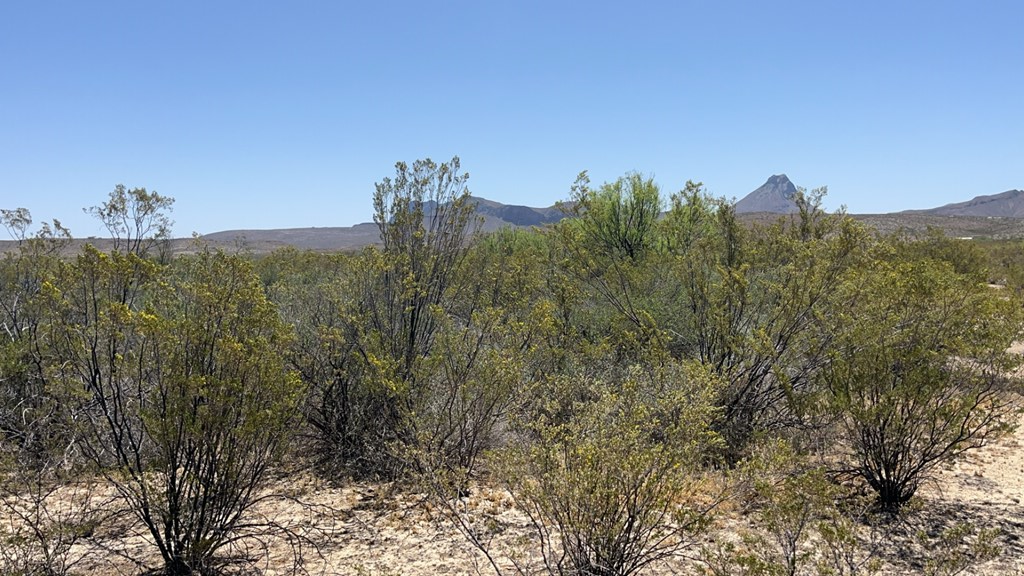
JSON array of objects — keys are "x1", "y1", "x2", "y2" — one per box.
[
  {"x1": 41, "y1": 247, "x2": 304, "y2": 575},
  {"x1": 820, "y1": 256, "x2": 1022, "y2": 509}
]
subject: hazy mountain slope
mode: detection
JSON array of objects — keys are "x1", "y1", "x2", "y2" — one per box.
[
  {"x1": 468, "y1": 196, "x2": 566, "y2": 231},
  {"x1": 904, "y1": 189, "x2": 1024, "y2": 218}
]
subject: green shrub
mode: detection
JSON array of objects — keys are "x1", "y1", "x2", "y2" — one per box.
[
  {"x1": 494, "y1": 361, "x2": 723, "y2": 576},
  {"x1": 820, "y1": 257, "x2": 1022, "y2": 509}
]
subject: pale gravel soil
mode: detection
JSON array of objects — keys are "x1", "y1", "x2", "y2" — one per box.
[
  {"x1": 918, "y1": 418, "x2": 1024, "y2": 575},
  {"x1": 65, "y1": 420, "x2": 1024, "y2": 576}
]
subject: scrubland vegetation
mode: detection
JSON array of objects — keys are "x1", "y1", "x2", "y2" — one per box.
[{"x1": 2, "y1": 157, "x2": 1024, "y2": 575}]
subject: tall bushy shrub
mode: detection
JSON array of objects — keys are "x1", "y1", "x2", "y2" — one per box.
[
  {"x1": 820, "y1": 255, "x2": 1022, "y2": 509},
  {"x1": 43, "y1": 248, "x2": 303, "y2": 575}
]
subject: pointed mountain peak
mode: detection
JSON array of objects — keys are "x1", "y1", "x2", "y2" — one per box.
[
  {"x1": 765, "y1": 174, "x2": 794, "y2": 186},
  {"x1": 735, "y1": 174, "x2": 800, "y2": 214}
]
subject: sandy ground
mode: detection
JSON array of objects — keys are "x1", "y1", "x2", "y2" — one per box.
[
  {"x1": 68, "y1": 476, "x2": 540, "y2": 576},
  {"x1": 921, "y1": 418, "x2": 1024, "y2": 575},
  {"x1": 52, "y1": 416, "x2": 1024, "y2": 576}
]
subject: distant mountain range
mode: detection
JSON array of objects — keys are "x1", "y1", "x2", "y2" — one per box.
[
  {"x1": 190, "y1": 178, "x2": 1024, "y2": 251},
  {"x1": 732, "y1": 175, "x2": 1024, "y2": 219},
  {"x1": 6, "y1": 178, "x2": 1024, "y2": 256},
  {"x1": 900, "y1": 189, "x2": 1024, "y2": 218}
]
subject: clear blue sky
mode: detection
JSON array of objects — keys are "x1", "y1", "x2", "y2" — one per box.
[{"x1": 2, "y1": 1, "x2": 1021, "y2": 237}]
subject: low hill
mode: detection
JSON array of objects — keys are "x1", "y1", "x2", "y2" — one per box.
[{"x1": 200, "y1": 223, "x2": 381, "y2": 252}]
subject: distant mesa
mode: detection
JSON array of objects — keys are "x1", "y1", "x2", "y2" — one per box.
[
  {"x1": 904, "y1": 189, "x2": 1024, "y2": 218},
  {"x1": 199, "y1": 222, "x2": 381, "y2": 252},
  {"x1": 735, "y1": 174, "x2": 800, "y2": 214}
]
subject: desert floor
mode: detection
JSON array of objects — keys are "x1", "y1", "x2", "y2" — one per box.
[{"x1": 53, "y1": 412, "x2": 1023, "y2": 576}]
